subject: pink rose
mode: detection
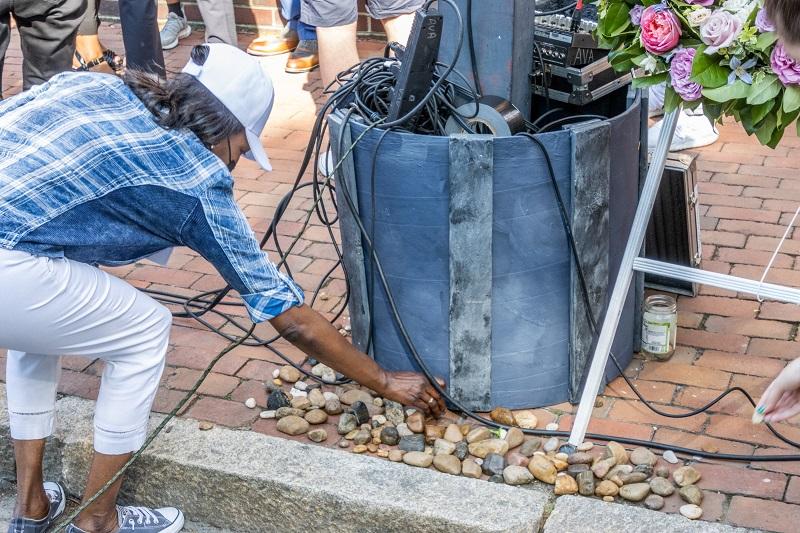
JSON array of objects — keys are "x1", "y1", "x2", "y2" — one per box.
[
  {"x1": 700, "y1": 10, "x2": 743, "y2": 54},
  {"x1": 771, "y1": 43, "x2": 800, "y2": 85},
  {"x1": 670, "y1": 48, "x2": 703, "y2": 101},
  {"x1": 639, "y1": 5, "x2": 682, "y2": 55}
]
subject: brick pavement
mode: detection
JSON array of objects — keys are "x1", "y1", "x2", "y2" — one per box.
[{"x1": 3, "y1": 22, "x2": 800, "y2": 533}]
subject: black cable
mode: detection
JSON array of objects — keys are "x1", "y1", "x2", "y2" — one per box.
[
  {"x1": 536, "y1": 114, "x2": 607, "y2": 133},
  {"x1": 466, "y1": 0, "x2": 482, "y2": 97}
]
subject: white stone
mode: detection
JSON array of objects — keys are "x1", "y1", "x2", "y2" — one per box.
[
  {"x1": 545, "y1": 422, "x2": 559, "y2": 431},
  {"x1": 372, "y1": 415, "x2": 387, "y2": 426},
  {"x1": 294, "y1": 380, "x2": 308, "y2": 391},
  {"x1": 245, "y1": 398, "x2": 257, "y2": 409},
  {"x1": 260, "y1": 410, "x2": 276, "y2": 419},
  {"x1": 290, "y1": 388, "x2": 308, "y2": 398},
  {"x1": 323, "y1": 391, "x2": 339, "y2": 402},
  {"x1": 679, "y1": 504, "x2": 702, "y2": 520},
  {"x1": 272, "y1": 369, "x2": 280, "y2": 379},
  {"x1": 662, "y1": 450, "x2": 679, "y2": 464}
]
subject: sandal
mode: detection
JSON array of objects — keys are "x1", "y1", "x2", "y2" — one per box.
[{"x1": 73, "y1": 49, "x2": 125, "y2": 75}]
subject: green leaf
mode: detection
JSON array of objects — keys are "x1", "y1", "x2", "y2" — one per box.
[
  {"x1": 755, "y1": 32, "x2": 779, "y2": 51},
  {"x1": 779, "y1": 108, "x2": 800, "y2": 129},
  {"x1": 784, "y1": 85, "x2": 800, "y2": 114},
  {"x1": 751, "y1": 100, "x2": 775, "y2": 125},
  {"x1": 664, "y1": 86, "x2": 683, "y2": 113},
  {"x1": 767, "y1": 125, "x2": 785, "y2": 148},
  {"x1": 755, "y1": 113, "x2": 777, "y2": 145},
  {"x1": 703, "y1": 102, "x2": 724, "y2": 123},
  {"x1": 690, "y1": 46, "x2": 730, "y2": 89},
  {"x1": 609, "y1": 48, "x2": 639, "y2": 72},
  {"x1": 632, "y1": 73, "x2": 668, "y2": 88},
  {"x1": 603, "y1": 3, "x2": 631, "y2": 37},
  {"x1": 747, "y1": 74, "x2": 781, "y2": 105},
  {"x1": 702, "y1": 81, "x2": 750, "y2": 102}
]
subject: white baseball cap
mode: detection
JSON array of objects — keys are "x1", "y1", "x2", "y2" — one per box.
[{"x1": 182, "y1": 43, "x2": 274, "y2": 171}]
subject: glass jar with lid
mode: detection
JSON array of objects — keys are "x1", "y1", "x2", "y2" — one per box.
[{"x1": 641, "y1": 294, "x2": 678, "y2": 360}]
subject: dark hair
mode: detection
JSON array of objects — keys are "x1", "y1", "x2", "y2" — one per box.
[
  {"x1": 124, "y1": 44, "x2": 244, "y2": 147},
  {"x1": 765, "y1": 0, "x2": 800, "y2": 44}
]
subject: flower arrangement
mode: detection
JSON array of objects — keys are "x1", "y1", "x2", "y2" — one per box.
[{"x1": 596, "y1": 0, "x2": 800, "y2": 146}]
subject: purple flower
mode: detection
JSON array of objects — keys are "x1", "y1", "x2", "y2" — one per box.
[
  {"x1": 700, "y1": 10, "x2": 743, "y2": 54},
  {"x1": 670, "y1": 47, "x2": 703, "y2": 101},
  {"x1": 725, "y1": 56, "x2": 757, "y2": 84},
  {"x1": 755, "y1": 8, "x2": 776, "y2": 33},
  {"x1": 771, "y1": 43, "x2": 800, "y2": 85},
  {"x1": 630, "y1": 4, "x2": 644, "y2": 25},
  {"x1": 684, "y1": 0, "x2": 714, "y2": 6}
]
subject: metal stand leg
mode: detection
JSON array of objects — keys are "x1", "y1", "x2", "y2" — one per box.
[{"x1": 568, "y1": 107, "x2": 681, "y2": 446}]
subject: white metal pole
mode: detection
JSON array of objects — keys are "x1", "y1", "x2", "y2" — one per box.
[{"x1": 568, "y1": 107, "x2": 681, "y2": 446}]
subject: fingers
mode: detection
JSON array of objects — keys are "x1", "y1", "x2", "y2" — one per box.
[
  {"x1": 425, "y1": 385, "x2": 446, "y2": 416},
  {"x1": 756, "y1": 376, "x2": 788, "y2": 420},
  {"x1": 764, "y1": 390, "x2": 800, "y2": 423}
]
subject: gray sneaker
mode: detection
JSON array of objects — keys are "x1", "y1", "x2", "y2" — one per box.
[
  {"x1": 7, "y1": 481, "x2": 66, "y2": 533},
  {"x1": 65, "y1": 505, "x2": 184, "y2": 533},
  {"x1": 160, "y1": 12, "x2": 191, "y2": 50}
]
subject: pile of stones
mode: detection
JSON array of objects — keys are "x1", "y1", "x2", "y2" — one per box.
[{"x1": 235, "y1": 365, "x2": 705, "y2": 522}]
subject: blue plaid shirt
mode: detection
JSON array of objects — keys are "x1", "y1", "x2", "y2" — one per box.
[{"x1": 0, "y1": 72, "x2": 303, "y2": 322}]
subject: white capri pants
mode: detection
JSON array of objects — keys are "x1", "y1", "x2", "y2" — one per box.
[{"x1": 0, "y1": 248, "x2": 172, "y2": 455}]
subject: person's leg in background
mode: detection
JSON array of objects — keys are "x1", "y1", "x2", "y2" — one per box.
[
  {"x1": 0, "y1": 5, "x2": 11, "y2": 97},
  {"x1": 286, "y1": 4, "x2": 318, "y2": 73},
  {"x1": 10, "y1": 0, "x2": 85, "y2": 91},
  {"x1": 1, "y1": 250, "x2": 179, "y2": 531},
  {"x1": 247, "y1": 0, "x2": 301, "y2": 57},
  {"x1": 73, "y1": 0, "x2": 125, "y2": 74},
  {"x1": 118, "y1": 0, "x2": 165, "y2": 76},
  {"x1": 648, "y1": 83, "x2": 719, "y2": 152},
  {"x1": 195, "y1": 0, "x2": 238, "y2": 46},
  {"x1": 160, "y1": 0, "x2": 192, "y2": 51}
]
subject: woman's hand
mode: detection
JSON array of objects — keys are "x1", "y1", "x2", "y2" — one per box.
[
  {"x1": 380, "y1": 371, "x2": 447, "y2": 418},
  {"x1": 757, "y1": 358, "x2": 800, "y2": 423}
]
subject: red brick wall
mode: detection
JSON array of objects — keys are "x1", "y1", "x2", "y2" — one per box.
[{"x1": 99, "y1": 0, "x2": 387, "y2": 37}]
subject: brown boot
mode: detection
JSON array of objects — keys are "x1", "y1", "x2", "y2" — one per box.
[
  {"x1": 247, "y1": 28, "x2": 299, "y2": 56},
  {"x1": 285, "y1": 39, "x2": 319, "y2": 73}
]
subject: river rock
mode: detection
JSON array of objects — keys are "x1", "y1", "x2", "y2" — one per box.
[
  {"x1": 680, "y1": 504, "x2": 703, "y2": 520},
  {"x1": 276, "y1": 407, "x2": 304, "y2": 419},
  {"x1": 503, "y1": 465, "x2": 534, "y2": 485},
  {"x1": 606, "y1": 464, "x2": 633, "y2": 486},
  {"x1": 278, "y1": 365, "x2": 301, "y2": 383},
  {"x1": 267, "y1": 390, "x2": 291, "y2": 410},
  {"x1": 259, "y1": 410, "x2": 276, "y2": 420},
  {"x1": 406, "y1": 411, "x2": 424, "y2": 433},
  {"x1": 433, "y1": 454, "x2": 461, "y2": 475},
  {"x1": 595, "y1": 480, "x2": 619, "y2": 497},
  {"x1": 619, "y1": 483, "x2": 650, "y2": 502},
  {"x1": 396, "y1": 423, "x2": 413, "y2": 437},
  {"x1": 543, "y1": 437, "x2": 560, "y2": 453},
  {"x1": 380, "y1": 426, "x2": 400, "y2": 446},
  {"x1": 340, "y1": 389, "x2": 373, "y2": 406},
  {"x1": 592, "y1": 457, "x2": 617, "y2": 479},
  {"x1": 673, "y1": 466, "x2": 701, "y2": 487},
  {"x1": 458, "y1": 459, "x2": 479, "y2": 479},
  {"x1": 577, "y1": 470, "x2": 595, "y2": 496},
  {"x1": 388, "y1": 450, "x2": 404, "y2": 462},
  {"x1": 350, "y1": 401, "x2": 370, "y2": 425},
  {"x1": 353, "y1": 429, "x2": 371, "y2": 445},
  {"x1": 304, "y1": 409, "x2": 328, "y2": 425},
  {"x1": 520, "y1": 439, "x2": 542, "y2": 457},
  {"x1": 577, "y1": 441, "x2": 594, "y2": 452},
  {"x1": 291, "y1": 397, "x2": 311, "y2": 410},
  {"x1": 466, "y1": 426, "x2": 491, "y2": 444},
  {"x1": 604, "y1": 442, "x2": 629, "y2": 465},
  {"x1": 656, "y1": 465, "x2": 670, "y2": 478},
  {"x1": 337, "y1": 413, "x2": 358, "y2": 435},
  {"x1": 454, "y1": 440, "x2": 469, "y2": 461},
  {"x1": 434, "y1": 438, "x2": 456, "y2": 456},
  {"x1": 371, "y1": 414, "x2": 387, "y2": 427},
  {"x1": 403, "y1": 451, "x2": 433, "y2": 468},
  {"x1": 679, "y1": 484, "x2": 703, "y2": 506},
  {"x1": 630, "y1": 447, "x2": 658, "y2": 467},
  {"x1": 619, "y1": 472, "x2": 649, "y2": 485},
  {"x1": 644, "y1": 494, "x2": 664, "y2": 510},
  {"x1": 567, "y1": 452, "x2": 594, "y2": 465},
  {"x1": 634, "y1": 464, "x2": 654, "y2": 477},
  {"x1": 276, "y1": 415, "x2": 309, "y2": 436},
  {"x1": 482, "y1": 453, "x2": 506, "y2": 476},
  {"x1": 324, "y1": 399, "x2": 343, "y2": 416},
  {"x1": 383, "y1": 400, "x2": 405, "y2": 426},
  {"x1": 294, "y1": 380, "x2": 308, "y2": 392},
  {"x1": 307, "y1": 429, "x2": 328, "y2": 443},
  {"x1": 308, "y1": 388, "x2": 326, "y2": 408},
  {"x1": 649, "y1": 476, "x2": 675, "y2": 496},
  {"x1": 338, "y1": 440, "x2": 350, "y2": 449},
  {"x1": 425, "y1": 424, "x2": 445, "y2": 444},
  {"x1": 506, "y1": 452, "x2": 530, "y2": 468},
  {"x1": 568, "y1": 464, "x2": 590, "y2": 476},
  {"x1": 662, "y1": 450, "x2": 679, "y2": 464},
  {"x1": 488, "y1": 474, "x2": 505, "y2": 483},
  {"x1": 505, "y1": 427, "x2": 524, "y2": 449},
  {"x1": 528, "y1": 455, "x2": 557, "y2": 484},
  {"x1": 514, "y1": 410, "x2": 538, "y2": 430},
  {"x1": 545, "y1": 422, "x2": 559, "y2": 431},
  {"x1": 490, "y1": 407, "x2": 516, "y2": 426},
  {"x1": 441, "y1": 424, "x2": 462, "y2": 443},
  {"x1": 399, "y1": 434, "x2": 426, "y2": 452},
  {"x1": 352, "y1": 445, "x2": 368, "y2": 454},
  {"x1": 558, "y1": 444, "x2": 577, "y2": 456},
  {"x1": 468, "y1": 438, "x2": 509, "y2": 458},
  {"x1": 554, "y1": 473, "x2": 579, "y2": 495}
]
